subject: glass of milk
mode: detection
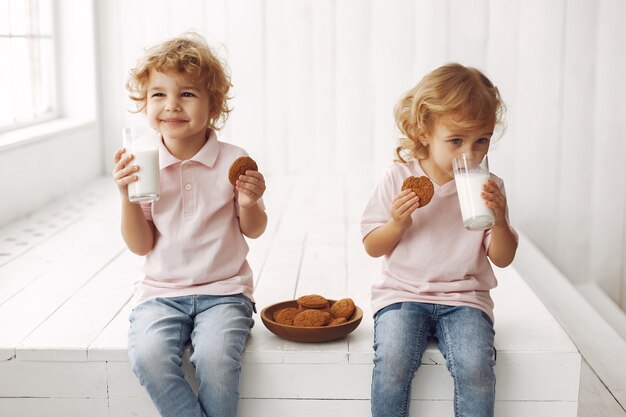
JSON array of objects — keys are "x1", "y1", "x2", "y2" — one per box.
[
  {"x1": 122, "y1": 127, "x2": 160, "y2": 203},
  {"x1": 453, "y1": 153, "x2": 495, "y2": 231}
]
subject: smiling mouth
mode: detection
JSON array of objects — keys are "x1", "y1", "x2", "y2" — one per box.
[{"x1": 161, "y1": 119, "x2": 188, "y2": 124}]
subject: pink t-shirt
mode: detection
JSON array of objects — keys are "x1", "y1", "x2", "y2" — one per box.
[
  {"x1": 361, "y1": 159, "x2": 516, "y2": 322},
  {"x1": 132, "y1": 130, "x2": 264, "y2": 307}
]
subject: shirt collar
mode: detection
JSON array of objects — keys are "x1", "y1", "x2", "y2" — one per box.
[
  {"x1": 412, "y1": 159, "x2": 456, "y2": 196},
  {"x1": 158, "y1": 130, "x2": 220, "y2": 169}
]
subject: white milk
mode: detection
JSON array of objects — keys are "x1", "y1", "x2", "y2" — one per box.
[
  {"x1": 455, "y1": 172, "x2": 495, "y2": 231},
  {"x1": 128, "y1": 148, "x2": 160, "y2": 203}
]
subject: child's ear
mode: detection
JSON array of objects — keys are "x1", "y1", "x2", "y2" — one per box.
[{"x1": 417, "y1": 133, "x2": 429, "y2": 147}]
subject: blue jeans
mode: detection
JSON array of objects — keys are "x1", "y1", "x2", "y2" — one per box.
[
  {"x1": 128, "y1": 294, "x2": 254, "y2": 417},
  {"x1": 371, "y1": 302, "x2": 496, "y2": 417}
]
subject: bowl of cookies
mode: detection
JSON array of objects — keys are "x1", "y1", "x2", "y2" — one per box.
[{"x1": 260, "y1": 294, "x2": 363, "y2": 343}]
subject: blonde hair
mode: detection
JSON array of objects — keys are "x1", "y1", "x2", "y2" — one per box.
[
  {"x1": 126, "y1": 32, "x2": 232, "y2": 131},
  {"x1": 394, "y1": 63, "x2": 505, "y2": 162}
]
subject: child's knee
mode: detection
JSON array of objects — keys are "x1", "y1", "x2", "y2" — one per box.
[
  {"x1": 129, "y1": 336, "x2": 182, "y2": 380},
  {"x1": 191, "y1": 338, "x2": 243, "y2": 373},
  {"x1": 451, "y1": 350, "x2": 495, "y2": 388},
  {"x1": 373, "y1": 340, "x2": 421, "y2": 389}
]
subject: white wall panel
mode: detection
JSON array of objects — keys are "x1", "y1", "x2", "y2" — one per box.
[
  {"x1": 513, "y1": 0, "x2": 565, "y2": 256},
  {"x1": 284, "y1": 0, "x2": 315, "y2": 174},
  {"x1": 311, "y1": 0, "x2": 335, "y2": 172},
  {"x1": 413, "y1": 0, "x2": 449, "y2": 77},
  {"x1": 204, "y1": 0, "x2": 227, "y2": 40},
  {"x1": 140, "y1": 0, "x2": 171, "y2": 42},
  {"x1": 170, "y1": 0, "x2": 205, "y2": 34},
  {"x1": 334, "y1": 0, "x2": 372, "y2": 174},
  {"x1": 554, "y1": 0, "x2": 599, "y2": 285},
  {"x1": 264, "y1": 0, "x2": 289, "y2": 174},
  {"x1": 589, "y1": 0, "x2": 626, "y2": 307},
  {"x1": 118, "y1": 0, "x2": 149, "y2": 131},
  {"x1": 448, "y1": 0, "x2": 488, "y2": 68},
  {"x1": 370, "y1": 0, "x2": 416, "y2": 180},
  {"x1": 485, "y1": 0, "x2": 520, "y2": 213},
  {"x1": 97, "y1": 0, "x2": 122, "y2": 175},
  {"x1": 223, "y1": 0, "x2": 265, "y2": 166}
]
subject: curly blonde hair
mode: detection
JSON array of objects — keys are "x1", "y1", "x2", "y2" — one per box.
[
  {"x1": 126, "y1": 32, "x2": 232, "y2": 131},
  {"x1": 394, "y1": 63, "x2": 505, "y2": 162}
]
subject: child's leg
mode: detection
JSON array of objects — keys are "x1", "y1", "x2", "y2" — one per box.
[
  {"x1": 371, "y1": 302, "x2": 432, "y2": 417},
  {"x1": 128, "y1": 297, "x2": 203, "y2": 417},
  {"x1": 435, "y1": 306, "x2": 496, "y2": 417},
  {"x1": 190, "y1": 294, "x2": 254, "y2": 417}
]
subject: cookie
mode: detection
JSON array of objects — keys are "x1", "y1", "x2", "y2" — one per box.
[
  {"x1": 298, "y1": 305, "x2": 331, "y2": 314},
  {"x1": 330, "y1": 298, "x2": 356, "y2": 319},
  {"x1": 297, "y1": 294, "x2": 329, "y2": 310},
  {"x1": 293, "y1": 309, "x2": 332, "y2": 327},
  {"x1": 329, "y1": 317, "x2": 347, "y2": 326},
  {"x1": 273, "y1": 307, "x2": 299, "y2": 326},
  {"x1": 228, "y1": 156, "x2": 258, "y2": 186},
  {"x1": 401, "y1": 176, "x2": 434, "y2": 207}
]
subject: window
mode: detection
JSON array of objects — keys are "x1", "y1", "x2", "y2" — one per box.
[{"x1": 0, "y1": 0, "x2": 56, "y2": 132}]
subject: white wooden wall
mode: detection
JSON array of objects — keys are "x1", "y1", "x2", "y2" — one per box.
[{"x1": 96, "y1": 0, "x2": 626, "y2": 311}]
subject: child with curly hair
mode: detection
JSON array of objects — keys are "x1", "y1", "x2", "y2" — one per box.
[
  {"x1": 362, "y1": 63, "x2": 518, "y2": 417},
  {"x1": 112, "y1": 33, "x2": 267, "y2": 417}
]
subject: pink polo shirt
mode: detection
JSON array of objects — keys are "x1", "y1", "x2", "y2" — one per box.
[
  {"x1": 361, "y1": 159, "x2": 516, "y2": 322},
  {"x1": 132, "y1": 130, "x2": 264, "y2": 307}
]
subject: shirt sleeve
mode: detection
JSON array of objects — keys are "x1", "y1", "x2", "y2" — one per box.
[{"x1": 361, "y1": 169, "x2": 395, "y2": 240}]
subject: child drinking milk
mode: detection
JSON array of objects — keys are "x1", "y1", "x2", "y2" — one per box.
[
  {"x1": 112, "y1": 33, "x2": 267, "y2": 417},
  {"x1": 361, "y1": 63, "x2": 518, "y2": 417}
]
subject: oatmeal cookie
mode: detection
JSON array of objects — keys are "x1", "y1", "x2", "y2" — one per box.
[
  {"x1": 293, "y1": 309, "x2": 332, "y2": 327},
  {"x1": 297, "y1": 294, "x2": 329, "y2": 310},
  {"x1": 401, "y1": 176, "x2": 434, "y2": 207},
  {"x1": 330, "y1": 298, "x2": 356, "y2": 319},
  {"x1": 228, "y1": 156, "x2": 258, "y2": 186},
  {"x1": 329, "y1": 317, "x2": 347, "y2": 326},
  {"x1": 273, "y1": 307, "x2": 299, "y2": 326}
]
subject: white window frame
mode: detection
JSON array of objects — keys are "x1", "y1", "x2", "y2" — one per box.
[{"x1": 0, "y1": 0, "x2": 58, "y2": 134}]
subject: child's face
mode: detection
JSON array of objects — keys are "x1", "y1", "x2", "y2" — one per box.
[
  {"x1": 422, "y1": 117, "x2": 493, "y2": 178},
  {"x1": 145, "y1": 69, "x2": 211, "y2": 143}
]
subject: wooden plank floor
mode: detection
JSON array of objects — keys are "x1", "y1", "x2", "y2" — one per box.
[{"x1": 0, "y1": 173, "x2": 622, "y2": 416}]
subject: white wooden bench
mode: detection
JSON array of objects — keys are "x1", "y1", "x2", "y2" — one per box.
[{"x1": 0, "y1": 175, "x2": 581, "y2": 417}]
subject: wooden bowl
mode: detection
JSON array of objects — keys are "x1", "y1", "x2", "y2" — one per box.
[{"x1": 260, "y1": 299, "x2": 363, "y2": 343}]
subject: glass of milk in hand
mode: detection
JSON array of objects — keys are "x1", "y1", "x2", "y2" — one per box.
[
  {"x1": 122, "y1": 127, "x2": 160, "y2": 203},
  {"x1": 453, "y1": 153, "x2": 495, "y2": 231}
]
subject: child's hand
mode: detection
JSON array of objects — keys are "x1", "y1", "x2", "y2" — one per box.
[
  {"x1": 482, "y1": 179, "x2": 508, "y2": 225},
  {"x1": 236, "y1": 170, "x2": 266, "y2": 209},
  {"x1": 390, "y1": 189, "x2": 420, "y2": 230},
  {"x1": 112, "y1": 148, "x2": 139, "y2": 200}
]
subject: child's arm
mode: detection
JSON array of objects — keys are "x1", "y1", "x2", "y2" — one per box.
[
  {"x1": 363, "y1": 189, "x2": 419, "y2": 257},
  {"x1": 482, "y1": 179, "x2": 518, "y2": 267},
  {"x1": 237, "y1": 170, "x2": 268, "y2": 239},
  {"x1": 113, "y1": 149, "x2": 156, "y2": 255}
]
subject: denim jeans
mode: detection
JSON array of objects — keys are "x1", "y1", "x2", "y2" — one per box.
[
  {"x1": 128, "y1": 294, "x2": 254, "y2": 417},
  {"x1": 371, "y1": 302, "x2": 496, "y2": 417}
]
